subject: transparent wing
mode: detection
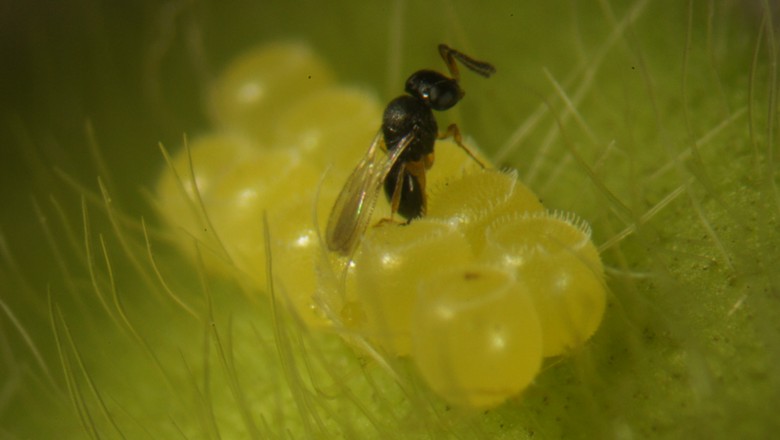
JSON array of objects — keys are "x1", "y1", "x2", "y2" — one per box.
[{"x1": 326, "y1": 130, "x2": 414, "y2": 256}]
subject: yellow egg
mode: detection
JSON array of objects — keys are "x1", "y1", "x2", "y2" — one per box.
[
  {"x1": 426, "y1": 163, "x2": 507, "y2": 221},
  {"x1": 423, "y1": 139, "x2": 491, "y2": 186},
  {"x1": 352, "y1": 219, "x2": 472, "y2": 356},
  {"x1": 204, "y1": 147, "x2": 321, "y2": 274},
  {"x1": 208, "y1": 42, "x2": 335, "y2": 143},
  {"x1": 274, "y1": 87, "x2": 383, "y2": 175},
  {"x1": 411, "y1": 265, "x2": 543, "y2": 409},
  {"x1": 268, "y1": 213, "x2": 329, "y2": 328},
  {"x1": 155, "y1": 133, "x2": 259, "y2": 202},
  {"x1": 427, "y1": 169, "x2": 545, "y2": 253},
  {"x1": 154, "y1": 133, "x2": 262, "y2": 274},
  {"x1": 484, "y1": 212, "x2": 606, "y2": 357},
  {"x1": 155, "y1": 131, "x2": 331, "y2": 328},
  {"x1": 156, "y1": 41, "x2": 608, "y2": 410}
]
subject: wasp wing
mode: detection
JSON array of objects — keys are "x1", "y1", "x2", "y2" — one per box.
[{"x1": 326, "y1": 130, "x2": 414, "y2": 256}]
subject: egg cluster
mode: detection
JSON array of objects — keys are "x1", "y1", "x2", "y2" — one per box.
[{"x1": 155, "y1": 42, "x2": 606, "y2": 409}]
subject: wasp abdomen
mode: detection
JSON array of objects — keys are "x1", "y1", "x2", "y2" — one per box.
[{"x1": 384, "y1": 161, "x2": 426, "y2": 220}]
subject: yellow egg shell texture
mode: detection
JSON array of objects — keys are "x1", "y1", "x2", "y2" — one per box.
[
  {"x1": 274, "y1": 87, "x2": 383, "y2": 175},
  {"x1": 484, "y1": 212, "x2": 606, "y2": 357},
  {"x1": 426, "y1": 169, "x2": 517, "y2": 221},
  {"x1": 155, "y1": 133, "x2": 263, "y2": 275},
  {"x1": 269, "y1": 217, "x2": 328, "y2": 328},
  {"x1": 427, "y1": 169, "x2": 545, "y2": 254},
  {"x1": 412, "y1": 265, "x2": 543, "y2": 409},
  {"x1": 156, "y1": 133, "x2": 259, "y2": 204},
  {"x1": 353, "y1": 219, "x2": 473, "y2": 356},
  {"x1": 155, "y1": 130, "x2": 327, "y2": 322},
  {"x1": 423, "y1": 139, "x2": 491, "y2": 189},
  {"x1": 205, "y1": 148, "x2": 321, "y2": 282},
  {"x1": 209, "y1": 42, "x2": 335, "y2": 143}
]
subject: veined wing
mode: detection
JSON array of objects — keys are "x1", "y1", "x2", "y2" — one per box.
[{"x1": 326, "y1": 130, "x2": 414, "y2": 256}]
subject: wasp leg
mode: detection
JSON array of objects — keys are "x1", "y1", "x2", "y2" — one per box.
[
  {"x1": 374, "y1": 161, "x2": 408, "y2": 227},
  {"x1": 404, "y1": 159, "x2": 428, "y2": 217},
  {"x1": 423, "y1": 151, "x2": 435, "y2": 170},
  {"x1": 439, "y1": 123, "x2": 486, "y2": 169},
  {"x1": 389, "y1": 161, "x2": 406, "y2": 216}
]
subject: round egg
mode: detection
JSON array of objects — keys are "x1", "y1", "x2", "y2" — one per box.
[
  {"x1": 484, "y1": 212, "x2": 606, "y2": 357},
  {"x1": 274, "y1": 87, "x2": 383, "y2": 175},
  {"x1": 155, "y1": 133, "x2": 262, "y2": 276},
  {"x1": 411, "y1": 265, "x2": 543, "y2": 409},
  {"x1": 427, "y1": 169, "x2": 545, "y2": 253},
  {"x1": 352, "y1": 219, "x2": 472, "y2": 356},
  {"x1": 209, "y1": 42, "x2": 335, "y2": 143}
]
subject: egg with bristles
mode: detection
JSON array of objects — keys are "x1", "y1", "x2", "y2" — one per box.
[
  {"x1": 427, "y1": 169, "x2": 545, "y2": 253},
  {"x1": 484, "y1": 211, "x2": 606, "y2": 357}
]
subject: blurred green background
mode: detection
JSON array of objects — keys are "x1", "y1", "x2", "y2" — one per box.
[{"x1": 1, "y1": 0, "x2": 778, "y2": 438}]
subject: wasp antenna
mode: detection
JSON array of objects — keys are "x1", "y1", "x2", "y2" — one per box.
[{"x1": 438, "y1": 44, "x2": 496, "y2": 80}]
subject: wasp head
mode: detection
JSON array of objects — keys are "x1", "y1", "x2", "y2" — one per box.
[{"x1": 405, "y1": 70, "x2": 464, "y2": 111}]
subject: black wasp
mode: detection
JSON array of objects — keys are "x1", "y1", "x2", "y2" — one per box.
[{"x1": 326, "y1": 44, "x2": 496, "y2": 256}]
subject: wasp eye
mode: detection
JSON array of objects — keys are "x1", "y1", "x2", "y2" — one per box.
[
  {"x1": 427, "y1": 82, "x2": 462, "y2": 110},
  {"x1": 405, "y1": 70, "x2": 462, "y2": 110}
]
